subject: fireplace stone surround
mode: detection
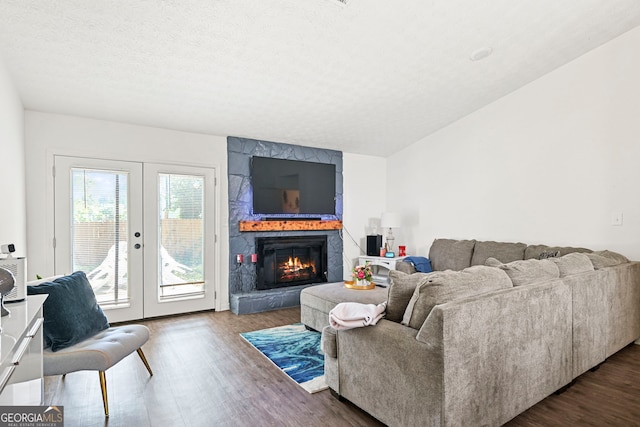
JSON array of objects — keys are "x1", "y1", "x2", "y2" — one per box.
[{"x1": 227, "y1": 137, "x2": 343, "y2": 314}]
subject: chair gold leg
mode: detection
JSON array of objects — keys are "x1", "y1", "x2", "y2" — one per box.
[
  {"x1": 136, "y1": 348, "x2": 153, "y2": 376},
  {"x1": 99, "y1": 371, "x2": 109, "y2": 418}
]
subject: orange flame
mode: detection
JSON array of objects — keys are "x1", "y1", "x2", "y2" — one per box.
[{"x1": 279, "y1": 256, "x2": 316, "y2": 280}]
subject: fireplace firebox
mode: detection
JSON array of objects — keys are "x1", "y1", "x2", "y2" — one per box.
[{"x1": 255, "y1": 236, "x2": 328, "y2": 290}]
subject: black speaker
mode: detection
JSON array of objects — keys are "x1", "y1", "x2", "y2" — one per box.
[{"x1": 366, "y1": 235, "x2": 382, "y2": 256}]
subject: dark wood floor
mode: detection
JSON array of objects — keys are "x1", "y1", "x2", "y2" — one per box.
[
  {"x1": 44, "y1": 307, "x2": 640, "y2": 426},
  {"x1": 507, "y1": 342, "x2": 640, "y2": 427}
]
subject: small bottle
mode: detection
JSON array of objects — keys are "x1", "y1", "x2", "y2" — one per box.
[{"x1": 380, "y1": 246, "x2": 386, "y2": 257}]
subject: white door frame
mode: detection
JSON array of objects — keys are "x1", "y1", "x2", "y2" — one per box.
[{"x1": 52, "y1": 153, "x2": 222, "y2": 320}]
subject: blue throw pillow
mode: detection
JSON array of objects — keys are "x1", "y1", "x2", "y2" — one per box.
[
  {"x1": 27, "y1": 271, "x2": 109, "y2": 351},
  {"x1": 403, "y1": 256, "x2": 433, "y2": 273}
]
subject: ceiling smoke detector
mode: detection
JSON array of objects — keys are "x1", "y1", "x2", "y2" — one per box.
[{"x1": 470, "y1": 46, "x2": 493, "y2": 61}]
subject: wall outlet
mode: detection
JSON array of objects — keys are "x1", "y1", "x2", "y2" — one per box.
[{"x1": 611, "y1": 212, "x2": 623, "y2": 226}]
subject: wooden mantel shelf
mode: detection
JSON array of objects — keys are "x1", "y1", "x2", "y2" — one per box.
[{"x1": 239, "y1": 220, "x2": 342, "y2": 232}]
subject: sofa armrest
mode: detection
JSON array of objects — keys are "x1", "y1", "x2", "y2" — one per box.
[
  {"x1": 321, "y1": 325, "x2": 337, "y2": 358},
  {"x1": 329, "y1": 319, "x2": 444, "y2": 427},
  {"x1": 418, "y1": 280, "x2": 573, "y2": 426},
  {"x1": 603, "y1": 261, "x2": 640, "y2": 357}
]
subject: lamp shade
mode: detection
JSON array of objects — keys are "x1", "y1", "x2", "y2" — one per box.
[{"x1": 381, "y1": 212, "x2": 401, "y2": 229}]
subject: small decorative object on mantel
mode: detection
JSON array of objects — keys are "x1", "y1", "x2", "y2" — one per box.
[{"x1": 345, "y1": 264, "x2": 375, "y2": 290}]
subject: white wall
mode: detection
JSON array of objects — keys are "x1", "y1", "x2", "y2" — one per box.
[
  {"x1": 23, "y1": 110, "x2": 386, "y2": 306},
  {"x1": 0, "y1": 56, "x2": 26, "y2": 257},
  {"x1": 24, "y1": 112, "x2": 230, "y2": 310},
  {"x1": 388, "y1": 26, "x2": 640, "y2": 260},
  {"x1": 342, "y1": 152, "x2": 387, "y2": 278}
]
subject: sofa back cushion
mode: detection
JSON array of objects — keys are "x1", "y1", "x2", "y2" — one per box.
[
  {"x1": 401, "y1": 265, "x2": 512, "y2": 329},
  {"x1": 585, "y1": 250, "x2": 629, "y2": 269},
  {"x1": 485, "y1": 257, "x2": 560, "y2": 286},
  {"x1": 429, "y1": 239, "x2": 476, "y2": 271},
  {"x1": 524, "y1": 244, "x2": 592, "y2": 260},
  {"x1": 549, "y1": 253, "x2": 594, "y2": 277},
  {"x1": 470, "y1": 240, "x2": 527, "y2": 266},
  {"x1": 387, "y1": 270, "x2": 431, "y2": 322},
  {"x1": 594, "y1": 250, "x2": 629, "y2": 264},
  {"x1": 385, "y1": 270, "x2": 431, "y2": 323},
  {"x1": 395, "y1": 261, "x2": 417, "y2": 275}
]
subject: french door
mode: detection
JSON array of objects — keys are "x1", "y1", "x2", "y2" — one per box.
[
  {"x1": 142, "y1": 163, "x2": 216, "y2": 318},
  {"x1": 54, "y1": 156, "x2": 216, "y2": 322}
]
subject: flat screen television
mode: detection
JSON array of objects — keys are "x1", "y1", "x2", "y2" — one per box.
[{"x1": 251, "y1": 156, "x2": 336, "y2": 216}]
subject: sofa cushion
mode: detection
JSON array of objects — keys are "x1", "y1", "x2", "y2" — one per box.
[
  {"x1": 387, "y1": 270, "x2": 430, "y2": 322},
  {"x1": 524, "y1": 244, "x2": 592, "y2": 260},
  {"x1": 485, "y1": 257, "x2": 560, "y2": 286},
  {"x1": 27, "y1": 271, "x2": 110, "y2": 351},
  {"x1": 549, "y1": 253, "x2": 594, "y2": 277},
  {"x1": 401, "y1": 266, "x2": 512, "y2": 330},
  {"x1": 395, "y1": 261, "x2": 417, "y2": 275},
  {"x1": 585, "y1": 251, "x2": 628, "y2": 269},
  {"x1": 593, "y1": 250, "x2": 629, "y2": 264},
  {"x1": 538, "y1": 250, "x2": 560, "y2": 259},
  {"x1": 429, "y1": 239, "x2": 476, "y2": 271},
  {"x1": 470, "y1": 240, "x2": 527, "y2": 266}
]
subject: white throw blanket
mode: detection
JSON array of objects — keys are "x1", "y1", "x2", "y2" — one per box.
[{"x1": 329, "y1": 301, "x2": 387, "y2": 330}]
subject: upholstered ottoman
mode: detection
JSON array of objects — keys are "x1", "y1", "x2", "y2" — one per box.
[{"x1": 300, "y1": 282, "x2": 388, "y2": 331}]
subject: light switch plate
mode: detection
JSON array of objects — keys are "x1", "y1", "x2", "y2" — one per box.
[{"x1": 611, "y1": 212, "x2": 623, "y2": 226}]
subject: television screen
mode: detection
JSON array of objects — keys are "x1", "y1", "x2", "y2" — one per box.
[{"x1": 251, "y1": 157, "x2": 336, "y2": 216}]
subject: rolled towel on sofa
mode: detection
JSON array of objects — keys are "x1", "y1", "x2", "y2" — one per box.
[{"x1": 329, "y1": 301, "x2": 387, "y2": 330}]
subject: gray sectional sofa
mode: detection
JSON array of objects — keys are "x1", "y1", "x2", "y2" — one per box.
[{"x1": 321, "y1": 239, "x2": 640, "y2": 426}]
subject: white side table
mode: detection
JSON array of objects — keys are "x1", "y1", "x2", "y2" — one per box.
[
  {"x1": 358, "y1": 255, "x2": 408, "y2": 287},
  {"x1": 0, "y1": 294, "x2": 47, "y2": 405}
]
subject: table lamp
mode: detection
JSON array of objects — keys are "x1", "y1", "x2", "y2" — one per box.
[{"x1": 381, "y1": 212, "x2": 401, "y2": 253}]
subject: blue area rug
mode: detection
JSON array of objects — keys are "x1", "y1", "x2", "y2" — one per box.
[{"x1": 240, "y1": 323, "x2": 327, "y2": 393}]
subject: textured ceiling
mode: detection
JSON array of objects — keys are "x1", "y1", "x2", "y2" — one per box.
[{"x1": 1, "y1": 1, "x2": 639, "y2": 156}]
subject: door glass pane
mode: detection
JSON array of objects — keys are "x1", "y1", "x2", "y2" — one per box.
[
  {"x1": 71, "y1": 168, "x2": 129, "y2": 305},
  {"x1": 158, "y1": 173, "x2": 205, "y2": 299}
]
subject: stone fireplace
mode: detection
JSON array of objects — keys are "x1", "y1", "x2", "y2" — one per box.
[{"x1": 227, "y1": 137, "x2": 343, "y2": 314}]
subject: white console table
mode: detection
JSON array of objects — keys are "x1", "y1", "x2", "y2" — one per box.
[
  {"x1": 0, "y1": 295, "x2": 47, "y2": 405},
  {"x1": 358, "y1": 255, "x2": 408, "y2": 287}
]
